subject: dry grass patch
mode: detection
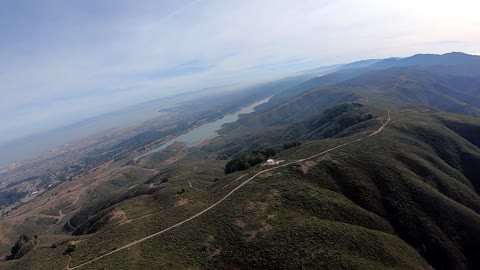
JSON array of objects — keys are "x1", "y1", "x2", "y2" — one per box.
[
  {"x1": 108, "y1": 210, "x2": 127, "y2": 224},
  {"x1": 246, "y1": 201, "x2": 268, "y2": 213},
  {"x1": 175, "y1": 196, "x2": 190, "y2": 206},
  {"x1": 203, "y1": 235, "x2": 222, "y2": 257},
  {"x1": 246, "y1": 220, "x2": 272, "y2": 240},
  {"x1": 233, "y1": 219, "x2": 248, "y2": 228},
  {"x1": 259, "y1": 172, "x2": 273, "y2": 179}
]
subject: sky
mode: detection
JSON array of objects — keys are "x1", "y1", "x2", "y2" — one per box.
[{"x1": 1, "y1": 0, "x2": 480, "y2": 144}]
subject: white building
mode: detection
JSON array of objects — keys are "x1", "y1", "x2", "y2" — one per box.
[{"x1": 266, "y1": 159, "x2": 275, "y2": 165}]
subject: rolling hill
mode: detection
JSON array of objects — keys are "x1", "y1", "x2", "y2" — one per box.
[
  {"x1": 1, "y1": 52, "x2": 480, "y2": 270},
  {"x1": 5, "y1": 105, "x2": 479, "y2": 270},
  {"x1": 221, "y1": 53, "x2": 480, "y2": 139}
]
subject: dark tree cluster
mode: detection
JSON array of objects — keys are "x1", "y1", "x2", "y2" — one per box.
[{"x1": 224, "y1": 148, "x2": 278, "y2": 174}]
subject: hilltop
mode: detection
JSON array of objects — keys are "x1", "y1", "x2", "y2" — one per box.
[{"x1": 1, "y1": 52, "x2": 480, "y2": 270}]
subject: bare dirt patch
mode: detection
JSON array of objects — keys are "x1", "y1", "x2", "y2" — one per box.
[
  {"x1": 196, "y1": 137, "x2": 216, "y2": 148},
  {"x1": 233, "y1": 219, "x2": 248, "y2": 228},
  {"x1": 162, "y1": 151, "x2": 185, "y2": 167},
  {"x1": 297, "y1": 164, "x2": 309, "y2": 174},
  {"x1": 297, "y1": 159, "x2": 320, "y2": 174},
  {"x1": 246, "y1": 220, "x2": 272, "y2": 240},
  {"x1": 305, "y1": 160, "x2": 318, "y2": 167},
  {"x1": 109, "y1": 210, "x2": 127, "y2": 224},
  {"x1": 247, "y1": 201, "x2": 268, "y2": 213},
  {"x1": 68, "y1": 240, "x2": 83, "y2": 246},
  {"x1": 259, "y1": 172, "x2": 273, "y2": 179},
  {"x1": 175, "y1": 196, "x2": 190, "y2": 206},
  {"x1": 266, "y1": 214, "x2": 275, "y2": 220},
  {"x1": 267, "y1": 189, "x2": 280, "y2": 199},
  {"x1": 117, "y1": 214, "x2": 154, "y2": 227},
  {"x1": 203, "y1": 235, "x2": 222, "y2": 256}
]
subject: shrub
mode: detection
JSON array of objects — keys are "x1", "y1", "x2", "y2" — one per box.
[
  {"x1": 284, "y1": 141, "x2": 302, "y2": 150},
  {"x1": 63, "y1": 244, "x2": 76, "y2": 255}
]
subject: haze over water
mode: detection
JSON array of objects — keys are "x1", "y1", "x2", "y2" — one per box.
[{"x1": 134, "y1": 97, "x2": 272, "y2": 161}]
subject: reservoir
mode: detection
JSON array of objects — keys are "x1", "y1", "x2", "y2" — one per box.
[{"x1": 134, "y1": 96, "x2": 271, "y2": 161}]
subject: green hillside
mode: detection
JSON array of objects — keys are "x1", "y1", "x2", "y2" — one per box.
[
  {"x1": 2, "y1": 53, "x2": 480, "y2": 270},
  {"x1": 220, "y1": 61, "x2": 480, "y2": 140},
  {"x1": 3, "y1": 105, "x2": 479, "y2": 270},
  {"x1": 341, "y1": 67, "x2": 480, "y2": 116}
]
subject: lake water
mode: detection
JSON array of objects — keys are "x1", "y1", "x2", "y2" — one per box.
[{"x1": 134, "y1": 96, "x2": 271, "y2": 161}]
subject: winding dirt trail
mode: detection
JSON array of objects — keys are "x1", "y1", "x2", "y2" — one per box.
[
  {"x1": 65, "y1": 255, "x2": 72, "y2": 270},
  {"x1": 188, "y1": 181, "x2": 205, "y2": 192},
  {"x1": 45, "y1": 191, "x2": 82, "y2": 233},
  {"x1": 67, "y1": 111, "x2": 391, "y2": 270}
]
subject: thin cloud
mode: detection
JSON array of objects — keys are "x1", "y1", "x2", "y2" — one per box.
[{"x1": 0, "y1": 0, "x2": 479, "y2": 143}]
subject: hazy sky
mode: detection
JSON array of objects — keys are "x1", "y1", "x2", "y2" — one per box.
[{"x1": 1, "y1": 0, "x2": 479, "y2": 144}]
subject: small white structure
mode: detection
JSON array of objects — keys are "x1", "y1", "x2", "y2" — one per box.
[
  {"x1": 266, "y1": 159, "x2": 275, "y2": 166},
  {"x1": 262, "y1": 158, "x2": 285, "y2": 167}
]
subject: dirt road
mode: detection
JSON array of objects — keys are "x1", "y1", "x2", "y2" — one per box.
[
  {"x1": 45, "y1": 191, "x2": 82, "y2": 233},
  {"x1": 67, "y1": 111, "x2": 392, "y2": 270}
]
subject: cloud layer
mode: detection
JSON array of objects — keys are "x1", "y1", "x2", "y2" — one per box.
[{"x1": 1, "y1": 0, "x2": 479, "y2": 143}]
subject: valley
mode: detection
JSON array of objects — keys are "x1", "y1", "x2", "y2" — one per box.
[
  {"x1": 66, "y1": 110, "x2": 390, "y2": 270},
  {"x1": 3, "y1": 2, "x2": 480, "y2": 269},
  {"x1": 1, "y1": 52, "x2": 480, "y2": 270}
]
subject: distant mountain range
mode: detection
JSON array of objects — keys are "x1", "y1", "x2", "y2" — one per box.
[
  {"x1": 371, "y1": 52, "x2": 480, "y2": 69},
  {"x1": 3, "y1": 52, "x2": 480, "y2": 270},
  {"x1": 208, "y1": 52, "x2": 480, "y2": 270},
  {"x1": 257, "y1": 52, "x2": 480, "y2": 117}
]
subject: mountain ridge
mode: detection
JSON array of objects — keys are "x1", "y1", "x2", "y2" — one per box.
[{"x1": 2, "y1": 52, "x2": 480, "y2": 270}]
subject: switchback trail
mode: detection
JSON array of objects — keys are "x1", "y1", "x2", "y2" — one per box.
[
  {"x1": 67, "y1": 111, "x2": 391, "y2": 270},
  {"x1": 45, "y1": 191, "x2": 82, "y2": 233}
]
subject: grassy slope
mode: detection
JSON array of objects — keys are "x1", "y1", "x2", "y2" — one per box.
[
  {"x1": 206, "y1": 103, "x2": 378, "y2": 158},
  {"x1": 4, "y1": 106, "x2": 480, "y2": 269},
  {"x1": 5, "y1": 55, "x2": 480, "y2": 270},
  {"x1": 294, "y1": 111, "x2": 480, "y2": 270},
  {"x1": 5, "y1": 106, "x2": 480, "y2": 270},
  {"x1": 219, "y1": 65, "x2": 480, "y2": 143},
  {"x1": 340, "y1": 67, "x2": 480, "y2": 116}
]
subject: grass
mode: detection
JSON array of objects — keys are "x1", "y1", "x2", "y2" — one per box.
[
  {"x1": 5, "y1": 59, "x2": 480, "y2": 269},
  {"x1": 68, "y1": 156, "x2": 429, "y2": 270},
  {"x1": 3, "y1": 104, "x2": 480, "y2": 270}
]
